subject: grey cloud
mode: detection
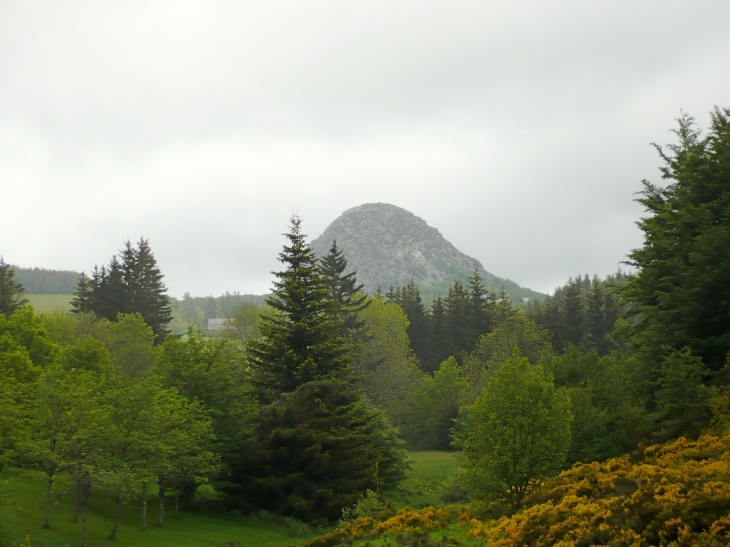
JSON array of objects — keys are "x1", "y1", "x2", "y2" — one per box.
[{"x1": 1, "y1": 1, "x2": 729, "y2": 297}]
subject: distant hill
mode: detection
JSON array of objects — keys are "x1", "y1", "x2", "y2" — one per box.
[
  {"x1": 10, "y1": 266, "x2": 81, "y2": 294},
  {"x1": 310, "y1": 203, "x2": 544, "y2": 302}
]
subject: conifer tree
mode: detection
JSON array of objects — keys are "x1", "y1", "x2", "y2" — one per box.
[
  {"x1": 245, "y1": 217, "x2": 405, "y2": 520},
  {"x1": 0, "y1": 257, "x2": 28, "y2": 318},
  {"x1": 443, "y1": 280, "x2": 471, "y2": 358},
  {"x1": 124, "y1": 239, "x2": 172, "y2": 343},
  {"x1": 626, "y1": 108, "x2": 730, "y2": 370},
  {"x1": 426, "y1": 296, "x2": 447, "y2": 372},
  {"x1": 319, "y1": 239, "x2": 369, "y2": 337},
  {"x1": 71, "y1": 239, "x2": 171, "y2": 343},
  {"x1": 467, "y1": 267, "x2": 494, "y2": 338},
  {"x1": 560, "y1": 282, "x2": 584, "y2": 349},
  {"x1": 247, "y1": 217, "x2": 353, "y2": 400}
]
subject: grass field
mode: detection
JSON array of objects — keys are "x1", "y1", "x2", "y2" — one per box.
[
  {"x1": 0, "y1": 452, "x2": 457, "y2": 547},
  {"x1": 23, "y1": 294, "x2": 74, "y2": 313},
  {"x1": 387, "y1": 450, "x2": 459, "y2": 508},
  {"x1": 0, "y1": 469, "x2": 316, "y2": 547}
]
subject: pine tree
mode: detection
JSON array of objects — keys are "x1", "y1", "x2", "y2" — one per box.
[
  {"x1": 319, "y1": 239, "x2": 370, "y2": 337},
  {"x1": 0, "y1": 257, "x2": 28, "y2": 318},
  {"x1": 244, "y1": 216, "x2": 405, "y2": 521}
]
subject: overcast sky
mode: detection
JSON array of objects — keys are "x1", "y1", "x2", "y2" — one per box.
[{"x1": 2, "y1": 1, "x2": 729, "y2": 298}]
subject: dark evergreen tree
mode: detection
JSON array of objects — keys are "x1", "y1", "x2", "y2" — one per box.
[
  {"x1": 96, "y1": 258, "x2": 127, "y2": 322},
  {"x1": 71, "y1": 239, "x2": 172, "y2": 343},
  {"x1": 70, "y1": 273, "x2": 94, "y2": 314},
  {"x1": 467, "y1": 267, "x2": 494, "y2": 338},
  {"x1": 425, "y1": 296, "x2": 447, "y2": 372},
  {"x1": 443, "y1": 280, "x2": 471, "y2": 359},
  {"x1": 244, "y1": 217, "x2": 405, "y2": 521},
  {"x1": 247, "y1": 218, "x2": 353, "y2": 400},
  {"x1": 625, "y1": 108, "x2": 730, "y2": 370},
  {"x1": 560, "y1": 282, "x2": 584, "y2": 350},
  {"x1": 319, "y1": 239, "x2": 370, "y2": 337},
  {"x1": 0, "y1": 257, "x2": 28, "y2": 318},
  {"x1": 124, "y1": 239, "x2": 172, "y2": 343}
]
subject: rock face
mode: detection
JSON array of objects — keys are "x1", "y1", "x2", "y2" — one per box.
[{"x1": 310, "y1": 203, "x2": 542, "y2": 302}]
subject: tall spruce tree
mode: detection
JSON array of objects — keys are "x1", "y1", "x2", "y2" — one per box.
[
  {"x1": 124, "y1": 239, "x2": 172, "y2": 343},
  {"x1": 319, "y1": 239, "x2": 370, "y2": 337},
  {"x1": 0, "y1": 257, "x2": 28, "y2": 318},
  {"x1": 247, "y1": 218, "x2": 353, "y2": 400},
  {"x1": 245, "y1": 217, "x2": 405, "y2": 521}
]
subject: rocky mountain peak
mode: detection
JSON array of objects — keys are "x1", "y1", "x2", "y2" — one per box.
[{"x1": 310, "y1": 203, "x2": 542, "y2": 302}]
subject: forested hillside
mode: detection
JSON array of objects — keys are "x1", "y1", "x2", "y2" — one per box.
[
  {"x1": 1, "y1": 107, "x2": 730, "y2": 546},
  {"x1": 9, "y1": 266, "x2": 81, "y2": 294}
]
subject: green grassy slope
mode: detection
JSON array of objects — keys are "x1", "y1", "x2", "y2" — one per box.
[
  {"x1": 0, "y1": 469, "x2": 314, "y2": 547},
  {"x1": 23, "y1": 294, "x2": 74, "y2": 313},
  {"x1": 0, "y1": 452, "x2": 457, "y2": 547}
]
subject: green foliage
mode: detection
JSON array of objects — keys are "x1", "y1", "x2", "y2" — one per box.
[
  {"x1": 412, "y1": 357, "x2": 469, "y2": 450},
  {"x1": 0, "y1": 306, "x2": 58, "y2": 367},
  {"x1": 353, "y1": 296, "x2": 424, "y2": 434},
  {"x1": 652, "y1": 347, "x2": 712, "y2": 440},
  {"x1": 462, "y1": 312, "x2": 553, "y2": 398},
  {"x1": 0, "y1": 333, "x2": 40, "y2": 469},
  {"x1": 341, "y1": 489, "x2": 396, "y2": 522},
  {"x1": 252, "y1": 378, "x2": 393, "y2": 522},
  {"x1": 545, "y1": 346, "x2": 650, "y2": 462},
  {"x1": 461, "y1": 353, "x2": 572, "y2": 511},
  {"x1": 625, "y1": 107, "x2": 730, "y2": 371},
  {"x1": 154, "y1": 330, "x2": 260, "y2": 496}
]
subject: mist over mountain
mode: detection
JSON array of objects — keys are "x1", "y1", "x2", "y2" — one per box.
[{"x1": 310, "y1": 203, "x2": 543, "y2": 302}]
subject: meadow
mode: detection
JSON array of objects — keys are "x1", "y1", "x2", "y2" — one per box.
[
  {"x1": 22, "y1": 294, "x2": 74, "y2": 314},
  {"x1": 0, "y1": 451, "x2": 457, "y2": 547}
]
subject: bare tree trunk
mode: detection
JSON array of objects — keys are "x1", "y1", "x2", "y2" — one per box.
[
  {"x1": 141, "y1": 483, "x2": 147, "y2": 531},
  {"x1": 81, "y1": 506, "x2": 88, "y2": 547},
  {"x1": 43, "y1": 476, "x2": 54, "y2": 528},
  {"x1": 109, "y1": 488, "x2": 121, "y2": 539},
  {"x1": 174, "y1": 490, "x2": 180, "y2": 519},
  {"x1": 156, "y1": 477, "x2": 164, "y2": 526}
]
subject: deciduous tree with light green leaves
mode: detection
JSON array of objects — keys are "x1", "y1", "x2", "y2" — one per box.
[{"x1": 461, "y1": 352, "x2": 572, "y2": 512}]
